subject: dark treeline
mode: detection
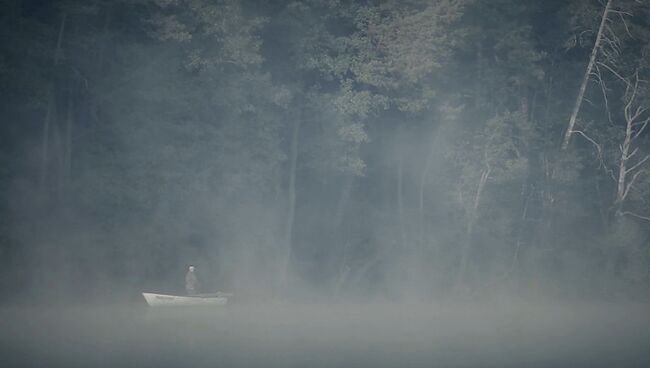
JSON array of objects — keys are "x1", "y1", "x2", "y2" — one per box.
[{"x1": 1, "y1": 0, "x2": 650, "y2": 302}]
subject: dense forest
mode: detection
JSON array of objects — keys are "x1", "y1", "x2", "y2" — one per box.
[{"x1": 1, "y1": 0, "x2": 649, "y2": 302}]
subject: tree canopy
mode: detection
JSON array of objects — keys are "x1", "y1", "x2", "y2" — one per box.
[{"x1": 1, "y1": 0, "x2": 650, "y2": 301}]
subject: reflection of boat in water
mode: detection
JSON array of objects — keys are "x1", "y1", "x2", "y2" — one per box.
[{"x1": 142, "y1": 292, "x2": 230, "y2": 307}]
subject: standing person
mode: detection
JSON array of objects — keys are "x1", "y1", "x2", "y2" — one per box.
[{"x1": 185, "y1": 265, "x2": 199, "y2": 295}]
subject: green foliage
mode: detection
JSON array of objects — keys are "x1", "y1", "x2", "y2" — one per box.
[
  {"x1": 149, "y1": 0, "x2": 267, "y2": 68},
  {"x1": 1, "y1": 0, "x2": 650, "y2": 299}
]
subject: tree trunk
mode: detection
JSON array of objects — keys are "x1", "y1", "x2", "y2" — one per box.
[
  {"x1": 40, "y1": 12, "x2": 67, "y2": 192},
  {"x1": 456, "y1": 167, "x2": 490, "y2": 289},
  {"x1": 561, "y1": 0, "x2": 612, "y2": 150},
  {"x1": 612, "y1": 73, "x2": 650, "y2": 219},
  {"x1": 508, "y1": 184, "x2": 531, "y2": 277},
  {"x1": 97, "y1": 7, "x2": 112, "y2": 73},
  {"x1": 64, "y1": 93, "x2": 73, "y2": 187},
  {"x1": 418, "y1": 129, "x2": 437, "y2": 247},
  {"x1": 281, "y1": 117, "x2": 301, "y2": 291},
  {"x1": 51, "y1": 117, "x2": 65, "y2": 199},
  {"x1": 40, "y1": 95, "x2": 54, "y2": 191},
  {"x1": 538, "y1": 154, "x2": 556, "y2": 248},
  {"x1": 615, "y1": 117, "x2": 632, "y2": 212},
  {"x1": 53, "y1": 12, "x2": 67, "y2": 65},
  {"x1": 333, "y1": 175, "x2": 354, "y2": 293},
  {"x1": 595, "y1": 180, "x2": 610, "y2": 231},
  {"x1": 334, "y1": 174, "x2": 354, "y2": 233},
  {"x1": 474, "y1": 40, "x2": 483, "y2": 108},
  {"x1": 397, "y1": 152, "x2": 406, "y2": 247}
]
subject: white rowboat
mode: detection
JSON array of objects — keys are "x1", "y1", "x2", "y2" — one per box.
[{"x1": 142, "y1": 292, "x2": 228, "y2": 307}]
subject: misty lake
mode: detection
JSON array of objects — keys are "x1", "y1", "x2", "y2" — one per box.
[{"x1": 1, "y1": 299, "x2": 649, "y2": 368}]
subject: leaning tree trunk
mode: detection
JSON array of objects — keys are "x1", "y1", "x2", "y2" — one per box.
[{"x1": 561, "y1": 0, "x2": 612, "y2": 150}]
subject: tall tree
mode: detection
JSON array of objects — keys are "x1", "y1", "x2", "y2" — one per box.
[{"x1": 562, "y1": 0, "x2": 612, "y2": 150}]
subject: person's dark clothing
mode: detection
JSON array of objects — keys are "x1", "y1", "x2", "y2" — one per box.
[{"x1": 185, "y1": 270, "x2": 199, "y2": 295}]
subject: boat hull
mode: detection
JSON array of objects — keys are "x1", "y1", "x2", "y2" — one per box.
[{"x1": 142, "y1": 292, "x2": 228, "y2": 307}]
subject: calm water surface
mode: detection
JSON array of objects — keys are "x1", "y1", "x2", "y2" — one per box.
[{"x1": 1, "y1": 300, "x2": 649, "y2": 367}]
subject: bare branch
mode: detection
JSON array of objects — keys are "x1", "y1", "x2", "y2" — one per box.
[
  {"x1": 596, "y1": 61, "x2": 630, "y2": 86},
  {"x1": 583, "y1": 96, "x2": 596, "y2": 108},
  {"x1": 594, "y1": 64, "x2": 614, "y2": 124},
  {"x1": 627, "y1": 147, "x2": 639, "y2": 160},
  {"x1": 609, "y1": 9, "x2": 632, "y2": 16},
  {"x1": 617, "y1": 12, "x2": 633, "y2": 37},
  {"x1": 573, "y1": 129, "x2": 603, "y2": 159},
  {"x1": 622, "y1": 169, "x2": 647, "y2": 200},
  {"x1": 600, "y1": 47, "x2": 618, "y2": 64},
  {"x1": 578, "y1": 29, "x2": 593, "y2": 39},
  {"x1": 626, "y1": 154, "x2": 650, "y2": 174},
  {"x1": 633, "y1": 116, "x2": 650, "y2": 139},
  {"x1": 623, "y1": 72, "x2": 640, "y2": 124},
  {"x1": 601, "y1": 31, "x2": 622, "y2": 55},
  {"x1": 619, "y1": 211, "x2": 650, "y2": 222},
  {"x1": 630, "y1": 105, "x2": 648, "y2": 122},
  {"x1": 605, "y1": 165, "x2": 618, "y2": 182}
]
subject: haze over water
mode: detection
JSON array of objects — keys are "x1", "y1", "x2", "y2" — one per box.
[
  {"x1": 2, "y1": 300, "x2": 649, "y2": 368},
  {"x1": 3, "y1": 1, "x2": 650, "y2": 367}
]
